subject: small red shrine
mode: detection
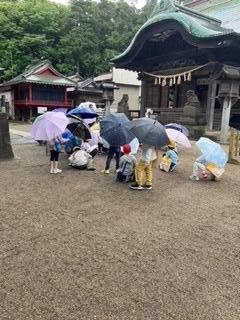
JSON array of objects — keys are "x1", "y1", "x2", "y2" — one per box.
[{"x1": 0, "y1": 60, "x2": 75, "y2": 120}]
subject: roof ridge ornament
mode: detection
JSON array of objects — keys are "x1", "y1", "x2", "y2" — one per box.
[{"x1": 150, "y1": 0, "x2": 177, "y2": 18}]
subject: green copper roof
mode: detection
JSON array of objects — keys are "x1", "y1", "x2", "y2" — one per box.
[{"x1": 112, "y1": 0, "x2": 239, "y2": 63}]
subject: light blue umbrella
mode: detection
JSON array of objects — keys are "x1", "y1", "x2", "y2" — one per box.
[{"x1": 196, "y1": 137, "x2": 228, "y2": 168}]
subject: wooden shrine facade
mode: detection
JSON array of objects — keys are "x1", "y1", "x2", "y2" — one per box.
[{"x1": 112, "y1": 0, "x2": 240, "y2": 142}]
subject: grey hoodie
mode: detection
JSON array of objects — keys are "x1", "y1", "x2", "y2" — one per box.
[{"x1": 119, "y1": 154, "x2": 137, "y2": 176}]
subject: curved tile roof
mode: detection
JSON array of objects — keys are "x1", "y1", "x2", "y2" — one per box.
[{"x1": 112, "y1": 0, "x2": 239, "y2": 64}]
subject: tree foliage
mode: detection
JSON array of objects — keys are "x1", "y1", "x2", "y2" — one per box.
[{"x1": 0, "y1": 0, "x2": 155, "y2": 80}]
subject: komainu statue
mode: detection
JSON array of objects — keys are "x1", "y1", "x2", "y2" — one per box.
[{"x1": 117, "y1": 94, "x2": 130, "y2": 118}]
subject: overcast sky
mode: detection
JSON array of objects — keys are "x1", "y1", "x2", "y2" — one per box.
[{"x1": 50, "y1": 0, "x2": 146, "y2": 9}]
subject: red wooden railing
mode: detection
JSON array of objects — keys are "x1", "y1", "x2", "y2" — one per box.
[{"x1": 15, "y1": 99, "x2": 72, "y2": 107}]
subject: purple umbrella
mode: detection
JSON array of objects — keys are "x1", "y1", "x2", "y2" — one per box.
[
  {"x1": 165, "y1": 123, "x2": 189, "y2": 137},
  {"x1": 31, "y1": 111, "x2": 69, "y2": 141}
]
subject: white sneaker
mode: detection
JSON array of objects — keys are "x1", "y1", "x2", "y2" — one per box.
[
  {"x1": 50, "y1": 169, "x2": 55, "y2": 174},
  {"x1": 101, "y1": 169, "x2": 110, "y2": 174},
  {"x1": 189, "y1": 175, "x2": 199, "y2": 181},
  {"x1": 54, "y1": 169, "x2": 62, "y2": 174}
]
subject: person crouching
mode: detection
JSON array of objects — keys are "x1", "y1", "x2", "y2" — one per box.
[
  {"x1": 68, "y1": 146, "x2": 96, "y2": 171},
  {"x1": 159, "y1": 141, "x2": 178, "y2": 172},
  {"x1": 189, "y1": 155, "x2": 224, "y2": 181},
  {"x1": 116, "y1": 144, "x2": 136, "y2": 182}
]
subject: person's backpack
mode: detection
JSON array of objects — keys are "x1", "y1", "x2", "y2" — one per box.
[
  {"x1": 116, "y1": 161, "x2": 128, "y2": 182},
  {"x1": 54, "y1": 141, "x2": 62, "y2": 152}
]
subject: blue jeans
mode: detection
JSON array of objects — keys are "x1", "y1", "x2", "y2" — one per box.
[{"x1": 105, "y1": 146, "x2": 121, "y2": 170}]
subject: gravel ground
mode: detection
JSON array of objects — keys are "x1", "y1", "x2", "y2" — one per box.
[{"x1": 0, "y1": 142, "x2": 240, "y2": 320}]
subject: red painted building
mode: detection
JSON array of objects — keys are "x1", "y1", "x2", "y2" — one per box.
[{"x1": 0, "y1": 60, "x2": 75, "y2": 120}]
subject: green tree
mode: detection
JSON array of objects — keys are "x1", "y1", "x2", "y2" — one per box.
[{"x1": 0, "y1": 0, "x2": 145, "y2": 80}]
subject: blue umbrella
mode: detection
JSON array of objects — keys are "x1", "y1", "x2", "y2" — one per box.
[
  {"x1": 196, "y1": 137, "x2": 228, "y2": 168},
  {"x1": 100, "y1": 113, "x2": 135, "y2": 146},
  {"x1": 62, "y1": 131, "x2": 73, "y2": 141},
  {"x1": 67, "y1": 107, "x2": 98, "y2": 119}
]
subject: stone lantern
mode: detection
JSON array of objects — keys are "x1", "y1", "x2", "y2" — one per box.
[{"x1": 100, "y1": 82, "x2": 116, "y2": 114}]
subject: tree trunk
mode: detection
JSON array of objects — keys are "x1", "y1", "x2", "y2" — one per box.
[{"x1": 0, "y1": 113, "x2": 14, "y2": 160}]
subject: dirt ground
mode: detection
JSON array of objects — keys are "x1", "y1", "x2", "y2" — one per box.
[{"x1": 1, "y1": 134, "x2": 240, "y2": 320}]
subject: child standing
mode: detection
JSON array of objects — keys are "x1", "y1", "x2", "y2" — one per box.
[
  {"x1": 116, "y1": 144, "x2": 136, "y2": 182},
  {"x1": 48, "y1": 135, "x2": 63, "y2": 174},
  {"x1": 130, "y1": 144, "x2": 157, "y2": 190},
  {"x1": 101, "y1": 145, "x2": 121, "y2": 174}
]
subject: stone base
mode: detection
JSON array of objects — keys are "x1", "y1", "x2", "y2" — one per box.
[
  {"x1": 186, "y1": 125, "x2": 206, "y2": 140},
  {"x1": 228, "y1": 158, "x2": 240, "y2": 165},
  {"x1": 180, "y1": 113, "x2": 206, "y2": 140}
]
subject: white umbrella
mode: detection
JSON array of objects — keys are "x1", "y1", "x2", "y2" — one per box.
[
  {"x1": 166, "y1": 128, "x2": 191, "y2": 148},
  {"x1": 121, "y1": 138, "x2": 139, "y2": 154}
]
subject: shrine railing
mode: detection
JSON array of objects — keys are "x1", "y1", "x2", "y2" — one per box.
[{"x1": 14, "y1": 99, "x2": 72, "y2": 107}]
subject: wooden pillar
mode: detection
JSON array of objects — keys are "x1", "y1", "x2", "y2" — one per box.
[
  {"x1": 140, "y1": 77, "x2": 147, "y2": 117},
  {"x1": 29, "y1": 107, "x2": 33, "y2": 119},
  {"x1": 29, "y1": 83, "x2": 32, "y2": 102},
  {"x1": 64, "y1": 87, "x2": 67, "y2": 105},
  {"x1": 206, "y1": 80, "x2": 217, "y2": 131},
  {"x1": 220, "y1": 97, "x2": 231, "y2": 144}
]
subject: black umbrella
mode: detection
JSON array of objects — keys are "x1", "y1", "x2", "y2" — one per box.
[
  {"x1": 67, "y1": 122, "x2": 91, "y2": 140},
  {"x1": 127, "y1": 117, "x2": 169, "y2": 148},
  {"x1": 100, "y1": 113, "x2": 135, "y2": 146}
]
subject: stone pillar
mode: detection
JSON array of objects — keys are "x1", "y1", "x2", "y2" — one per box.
[
  {"x1": 105, "y1": 100, "x2": 111, "y2": 114},
  {"x1": 220, "y1": 97, "x2": 231, "y2": 144},
  {"x1": 101, "y1": 82, "x2": 115, "y2": 115},
  {"x1": 206, "y1": 80, "x2": 217, "y2": 131},
  {"x1": 218, "y1": 80, "x2": 239, "y2": 144},
  {"x1": 0, "y1": 113, "x2": 14, "y2": 160}
]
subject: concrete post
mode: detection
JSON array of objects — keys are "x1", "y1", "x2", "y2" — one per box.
[{"x1": 220, "y1": 97, "x2": 231, "y2": 144}]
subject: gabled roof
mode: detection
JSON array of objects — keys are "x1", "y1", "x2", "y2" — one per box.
[
  {"x1": 112, "y1": 0, "x2": 239, "y2": 65},
  {"x1": 2, "y1": 60, "x2": 75, "y2": 87},
  {"x1": 94, "y1": 72, "x2": 112, "y2": 82},
  {"x1": 68, "y1": 72, "x2": 84, "y2": 83},
  {"x1": 67, "y1": 78, "x2": 103, "y2": 93},
  {"x1": 77, "y1": 78, "x2": 100, "y2": 89}
]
